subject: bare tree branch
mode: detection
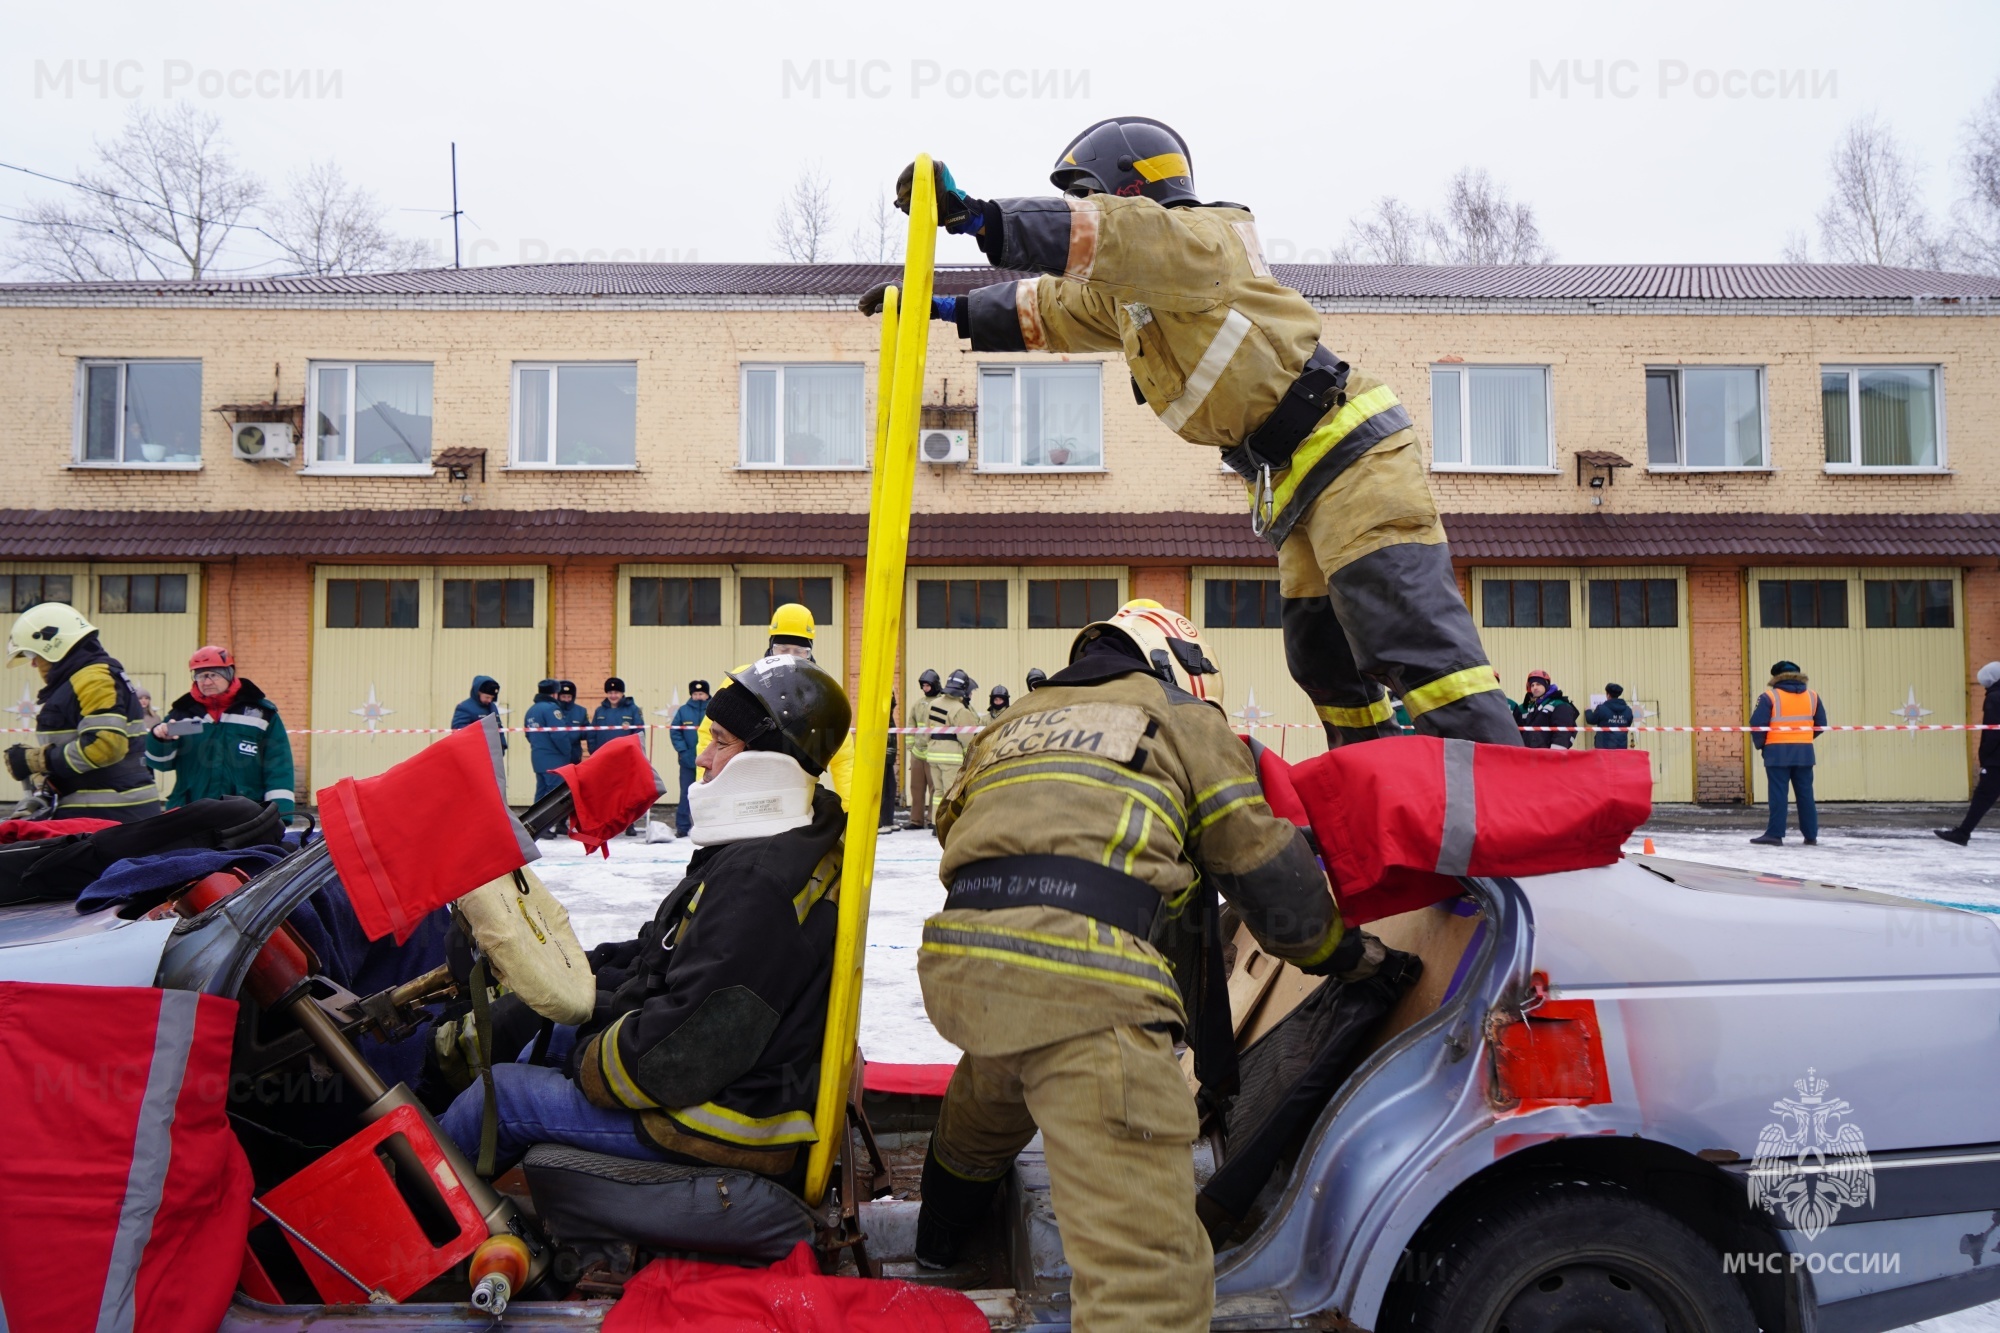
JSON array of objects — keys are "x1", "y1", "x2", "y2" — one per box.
[
  {"x1": 268, "y1": 160, "x2": 434, "y2": 275},
  {"x1": 1812, "y1": 114, "x2": 1945, "y2": 267},
  {"x1": 848, "y1": 189, "x2": 904, "y2": 262},
  {"x1": 8, "y1": 103, "x2": 262, "y2": 280},
  {"x1": 1780, "y1": 229, "x2": 1814, "y2": 263},
  {"x1": 770, "y1": 166, "x2": 838, "y2": 262},
  {"x1": 1950, "y1": 80, "x2": 2000, "y2": 275},
  {"x1": 1342, "y1": 196, "x2": 1431, "y2": 264},
  {"x1": 1427, "y1": 168, "x2": 1554, "y2": 264}
]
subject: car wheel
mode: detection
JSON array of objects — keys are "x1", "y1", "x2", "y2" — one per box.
[{"x1": 1391, "y1": 1179, "x2": 1756, "y2": 1333}]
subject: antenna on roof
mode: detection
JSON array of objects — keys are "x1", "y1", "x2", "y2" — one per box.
[{"x1": 445, "y1": 143, "x2": 464, "y2": 269}]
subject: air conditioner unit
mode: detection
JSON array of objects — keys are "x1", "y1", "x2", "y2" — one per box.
[
  {"x1": 232, "y1": 421, "x2": 295, "y2": 462},
  {"x1": 920, "y1": 428, "x2": 969, "y2": 464}
]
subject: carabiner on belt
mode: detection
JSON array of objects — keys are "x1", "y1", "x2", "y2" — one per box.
[{"x1": 1250, "y1": 464, "x2": 1276, "y2": 537}]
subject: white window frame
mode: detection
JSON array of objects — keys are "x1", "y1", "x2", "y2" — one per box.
[
  {"x1": 1426, "y1": 363, "x2": 1557, "y2": 473},
  {"x1": 303, "y1": 360, "x2": 435, "y2": 476},
  {"x1": 71, "y1": 358, "x2": 204, "y2": 470},
  {"x1": 1644, "y1": 365, "x2": 1772, "y2": 472},
  {"x1": 737, "y1": 362, "x2": 868, "y2": 471},
  {"x1": 508, "y1": 361, "x2": 640, "y2": 470},
  {"x1": 1821, "y1": 364, "x2": 1949, "y2": 474},
  {"x1": 976, "y1": 361, "x2": 1107, "y2": 473}
]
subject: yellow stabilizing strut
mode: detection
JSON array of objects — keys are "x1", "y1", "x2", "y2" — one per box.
[{"x1": 805, "y1": 157, "x2": 937, "y2": 1205}]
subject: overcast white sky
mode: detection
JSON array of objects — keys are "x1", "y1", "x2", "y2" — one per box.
[{"x1": 5, "y1": 0, "x2": 1998, "y2": 274}]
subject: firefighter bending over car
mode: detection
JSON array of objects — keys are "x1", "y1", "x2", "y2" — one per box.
[
  {"x1": 915, "y1": 600, "x2": 1396, "y2": 1333},
  {"x1": 4, "y1": 603, "x2": 162, "y2": 822},
  {"x1": 438, "y1": 655, "x2": 850, "y2": 1187},
  {"x1": 864, "y1": 119, "x2": 1517, "y2": 749}
]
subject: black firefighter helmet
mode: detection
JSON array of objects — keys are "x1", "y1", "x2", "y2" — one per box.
[
  {"x1": 1051, "y1": 117, "x2": 1197, "y2": 207},
  {"x1": 724, "y1": 654, "x2": 852, "y2": 775}
]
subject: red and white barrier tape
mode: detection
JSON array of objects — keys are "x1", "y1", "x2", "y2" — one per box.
[{"x1": 4, "y1": 721, "x2": 1994, "y2": 736}]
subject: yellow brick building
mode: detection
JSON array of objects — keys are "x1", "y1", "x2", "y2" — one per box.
[{"x1": 1, "y1": 261, "x2": 1995, "y2": 806}]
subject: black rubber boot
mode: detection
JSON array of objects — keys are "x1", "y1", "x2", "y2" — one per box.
[{"x1": 914, "y1": 1144, "x2": 1005, "y2": 1270}]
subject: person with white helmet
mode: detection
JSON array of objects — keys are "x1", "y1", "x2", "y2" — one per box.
[
  {"x1": 144, "y1": 645, "x2": 296, "y2": 819},
  {"x1": 4, "y1": 602, "x2": 161, "y2": 822},
  {"x1": 914, "y1": 598, "x2": 1408, "y2": 1333},
  {"x1": 695, "y1": 602, "x2": 854, "y2": 806}
]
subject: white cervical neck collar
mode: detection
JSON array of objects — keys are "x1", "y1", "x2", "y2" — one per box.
[{"x1": 688, "y1": 750, "x2": 815, "y2": 846}]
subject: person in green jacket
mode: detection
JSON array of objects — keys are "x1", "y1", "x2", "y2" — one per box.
[{"x1": 145, "y1": 645, "x2": 297, "y2": 820}]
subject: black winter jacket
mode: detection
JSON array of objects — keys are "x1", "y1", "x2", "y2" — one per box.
[
  {"x1": 1517, "y1": 688, "x2": 1580, "y2": 750},
  {"x1": 1584, "y1": 697, "x2": 1634, "y2": 750},
  {"x1": 576, "y1": 787, "x2": 843, "y2": 1164},
  {"x1": 1982, "y1": 687, "x2": 2000, "y2": 772}
]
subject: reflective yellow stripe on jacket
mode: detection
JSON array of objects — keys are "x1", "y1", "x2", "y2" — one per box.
[{"x1": 921, "y1": 917, "x2": 1181, "y2": 1004}]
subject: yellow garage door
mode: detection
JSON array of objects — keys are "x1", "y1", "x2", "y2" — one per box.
[
  {"x1": 1193, "y1": 567, "x2": 1324, "y2": 762},
  {"x1": 311, "y1": 565, "x2": 549, "y2": 805},
  {"x1": 904, "y1": 566, "x2": 1128, "y2": 715},
  {"x1": 1746, "y1": 566, "x2": 1965, "y2": 802},
  {"x1": 1472, "y1": 566, "x2": 1694, "y2": 802},
  {"x1": 0, "y1": 562, "x2": 202, "y2": 803}
]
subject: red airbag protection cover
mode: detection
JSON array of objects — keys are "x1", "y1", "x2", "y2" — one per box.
[
  {"x1": 1287, "y1": 738, "x2": 1652, "y2": 924},
  {"x1": 604, "y1": 1240, "x2": 988, "y2": 1333},
  {"x1": 255, "y1": 1103, "x2": 487, "y2": 1303}
]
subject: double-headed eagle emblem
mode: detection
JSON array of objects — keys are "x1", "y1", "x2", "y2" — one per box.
[{"x1": 1747, "y1": 1068, "x2": 1875, "y2": 1240}]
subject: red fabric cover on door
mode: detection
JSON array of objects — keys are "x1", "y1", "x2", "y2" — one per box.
[
  {"x1": 1286, "y1": 738, "x2": 1652, "y2": 924},
  {"x1": 553, "y1": 734, "x2": 666, "y2": 857},
  {"x1": 603, "y1": 1241, "x2": 987, "y2": 1333},
  {"x1": 0, "y1": 981, "x2": 250, "y2": 1333},
  {"x1": 317, "y1": 714, "x2": 536, "y2": 942}
]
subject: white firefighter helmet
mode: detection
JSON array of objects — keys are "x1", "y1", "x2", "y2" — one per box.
[
  {"x1": 7, "y1": 602, "x2": 96, "y2": 665},
  {"x1": 1070, "y1": 598, "x2": 1223, "y2": 703}
]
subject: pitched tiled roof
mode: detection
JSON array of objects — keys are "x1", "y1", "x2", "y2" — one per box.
[
  {"x1": 1, "y1": 508, "x2": 1995, "y2": 562},
  {"x1": 2, "y1": 262, "x2": 1996, "y2": 303}
]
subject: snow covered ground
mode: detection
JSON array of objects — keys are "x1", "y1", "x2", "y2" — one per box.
[{"x1": 531, "y1": 815, "x2": 2000, "y2": 1332}]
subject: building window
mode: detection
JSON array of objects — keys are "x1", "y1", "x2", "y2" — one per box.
[
  {"x1": 1822, "y1": 366, "x2": 1942, "y2": 470},
  {"x1": 1587, "y1": 579, "x2": 1678, "y2": 628},
  {"x1": 1645, "y1": 367, "x2": 1766, "y2": 468},
  {"x1": 1864, "y1": 579, "x2": 1952, "y2": 629},
  {"x1": 978, "y1": 365, "x2": 1103, "y2": 469},
  {"x1": 917, "y1": 580, "x2": 1008, "y2": 629},
  {"x1": 1757, "y1": 579, "x2": 1847, "y2": 629},
  {"x1": 326, "y1": 579, "x2": 420, "y2": 628},
  {"x1": 309, "y1": 363, "x2": 433, "y2": 469},
  {"x1": 1203, "y1": 578, "x2": 1283, "y2": 629},
  {"x1": 76, "y1": 360, "x2": 202, "y2": 466},
  {"x1": 740, "y1": 576, "x2": 834, "y2": 629},
  {"x1": 740, "y1": 364, "x2": 865, "y2": 468},
  {"x1": 443, "y1": 579, "x2": 535, "y2": 628},
  {"x1": 1481, "y1": 579, "x2": 1570, "y2": 629},
  {"x1": 513, "y1": 363, "x2": 638, "y2": 468},
  {"x1": 1429, "y1": 365, "x2": 1551, "y2": 469},
  {"x1": 97, "y1": 573, "x2": 187, "y2": 615},
  {"x1": 0, "y1": 574, "x2": 74, "y2": 613},
  {"x1": 630, "y1": 577, "x2": 722, "y2": 627},
  {"x1": 1028, "y1": 579, "x2": 1119, "y2": 629}
]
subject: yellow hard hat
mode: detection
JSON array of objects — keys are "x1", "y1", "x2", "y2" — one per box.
[
  {"x1": 768, "y1": 602, "x2": 817, "y2": 645},
  {"x1": 7, "y1": 602, "x2": 96, "y2": 665}
]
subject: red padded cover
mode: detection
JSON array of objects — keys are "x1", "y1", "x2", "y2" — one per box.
[{"x1": 604, "y1": 1241, "x2": 987, "y2": 1332}]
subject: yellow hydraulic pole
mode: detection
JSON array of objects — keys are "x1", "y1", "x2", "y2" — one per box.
[{"x1": 806, "y1": 158, "x2": 936, "y2": 1205}]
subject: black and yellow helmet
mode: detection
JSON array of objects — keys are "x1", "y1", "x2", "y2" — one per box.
[{"x1": 1051, "y1": 117, "x2": 1196, "y2": 207}]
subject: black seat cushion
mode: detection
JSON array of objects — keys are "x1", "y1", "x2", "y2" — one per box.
[{"x1": 522, "y1": 1144, "x2": 816, "y2": 1265}]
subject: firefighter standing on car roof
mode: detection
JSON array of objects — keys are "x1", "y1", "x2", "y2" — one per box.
[
  {"x1": 905, "y1": 668, "x2": 942, "y2": 830},
  {"x1": 922, "y1": 670, "x2": 983, "y2": 828},
  {"x1": 863, "y1": 120, "x2": 1516, "y2": 751},
  {"x1": 696, "y1": 603, "x2": 854, "y2": 804},
  {"x1": 4, "y1": 603, "x2": 162, "y2": 822},
  {"x1": 914, "y1": 600, "x2": 1399, "y2": 1333}
]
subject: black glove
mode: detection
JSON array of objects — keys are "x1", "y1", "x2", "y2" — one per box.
[
  {"x1": 1300, "y1": 928, "x2": 1419, "y2": 986},
  {"x1": 3, "y1": 745, "x2": 30, "y2": 782},
  {"x1": 894, "y1": 160, "x2": 975, "y2": 231},
  {"x1": 859, "y1": 282, "x2": 892, "y2": 317}
]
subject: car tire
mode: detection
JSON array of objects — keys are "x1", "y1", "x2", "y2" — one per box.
[{"x1": 1389, "y1": 1179, "x2": 1757, "y2": 1333}]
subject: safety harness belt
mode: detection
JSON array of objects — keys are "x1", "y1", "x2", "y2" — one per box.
[
  {"x1": 1221, "y1": 343, "x2": 1351, "y2": 478},
  {"x1": 945, "y1": 854, "x2": 1162, "y2": 940}
]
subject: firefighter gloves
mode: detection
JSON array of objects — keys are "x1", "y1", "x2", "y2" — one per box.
[
  {"x1": 894, "y1": 159, "x2": 977, "y2": 232},
  {"x1": 4, "y1": 744, "x2": 46, "y2": 781}
]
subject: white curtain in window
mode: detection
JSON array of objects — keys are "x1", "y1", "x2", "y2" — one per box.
[
  {"x1": 1430, "y1": 368, "x2": 1463, "y2": 463},
  {"x1": 352, "y1": 364, "x2": 433, "y2": 464},
  {"x1": 979, "y1": 369, "x2": 1017, "y2": 465},
  {"x1": 1857, "y1": 368, "x2": 1937, "y2": 467},
  {"x1": 315, "y1": 366, "x2": 348, "y2": 463},
  {"x1": 517, "y1": 368, "x2": 551, "y2": 463},
  {"x1": 1683, "y1": 368, "x2": 1762, "y2": 467},
  {"x1": 122, "y1": 363, "x2": 201, "y2": 462},
  {"x1": 556, "y1": 364, "x2": 636, "y2": 466},
  {"x1": 782, "y1": 366, "x2": 862, "y2": 466},
  {"x1": 1021, "y1": 366, "x2": 1100, "y2": 466},
  {"x1": 1466, "y1": 367, "x2": 1546, "y2": 467},
  {"x1": 743, "y1": 369, "x2": 778, "y2": 464}
]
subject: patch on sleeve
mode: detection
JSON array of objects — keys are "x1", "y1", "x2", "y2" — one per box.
[{"x1": 979, "y1": 702, "x2": 1151, "y2": 767}]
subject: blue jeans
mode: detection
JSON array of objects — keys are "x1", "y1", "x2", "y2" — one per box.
[
  {"x1": 439, "y1": 1062, "x2": 669, "y2": 1173},
  {"x1": 677, "y1": 763, "x2": 697, "y2": 835},
  {"x1": 1765, "y1": 764, "x2": 1817, "y2": 840},
  {"x1": 533, "y1": 768, "x2": 566, "y2": 803}
]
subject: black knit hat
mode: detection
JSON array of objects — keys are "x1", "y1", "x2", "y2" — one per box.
[{"x1": 704, "y1": 681, "x2": 779, "y2": 752}]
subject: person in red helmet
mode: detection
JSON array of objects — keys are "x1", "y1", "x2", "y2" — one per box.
[
  {"x1": 145, "y1": 645, "x2": 297, "y2": 819},
  {"x1": 1514, "y1": 669, "x2": 1579, "y2": 750}
]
